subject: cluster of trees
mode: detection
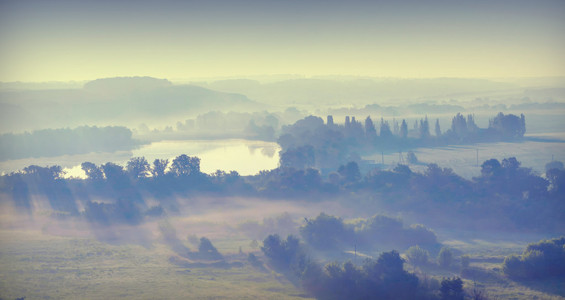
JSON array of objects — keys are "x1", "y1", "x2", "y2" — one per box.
[
  {"x1": 502, "y1": 236, "x2": 565, "y2": 280},
  {"x1": 300, "y1": 213, "x2": 438, "y2": 252},
  {"x1": 251, "y1": 157, "x2": 563, "y2": 231},
  {"x1": 1, "y1": 155, "x2": 563, "y2": 233},
  {"x1": 143, "y1": 111, "x2": 283, "y2": 141},
  {"x1": 405, "y1": 246, "x2": 456, "y2": 270},
  {"x1": 0, "y1": 126, "x2": 141, "y2": 161},
  {"x1": 278, "y1": 112, "x2": 526, "y2": 170},
  {"x1": 260, "y1": 234, "x2": 469, "y2": 300}
]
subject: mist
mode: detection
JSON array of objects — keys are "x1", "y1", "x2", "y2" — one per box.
[{"x1": 2, "y1": 0, "x2": 565, "y2": 299}]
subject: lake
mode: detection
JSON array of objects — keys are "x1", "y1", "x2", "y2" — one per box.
[
  {"x1": 0, "y1": 139, "x2": 281, "y2": 177},
  {"x1": 2, "y1": 136, "x2": 564, "y2": 180}
]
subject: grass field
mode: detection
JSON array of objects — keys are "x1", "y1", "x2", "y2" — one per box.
[
  {"x1": 0, "y1": 228, "x2": 310, "y2": 300},
  {"x1": 416, "y1": 232, "x2": 565, "y2": 300},
  {"x1": 2, "y1": 224, "x2": 565, "y2": 299}
]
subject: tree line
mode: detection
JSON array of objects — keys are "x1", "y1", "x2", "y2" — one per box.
[
  {"x1": 0, "y1": 125, "x2": 142, "y2": 161},
  {"x1": 0, "y1": 155, "x2": 563, "y2": 233},
  {"x1": 259, "y1": 234, "x2": 469, "y2": 300},
  {"x1": 278, "y1": 112, "x2": 526, "y2": 170}
]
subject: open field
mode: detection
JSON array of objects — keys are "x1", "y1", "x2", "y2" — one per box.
[
  {"x1": 0, "y1": 228, "x2": 310, "y2": 300},
  {"x1": 1, "y1": 210, "x2": 564, "y2": 300}
]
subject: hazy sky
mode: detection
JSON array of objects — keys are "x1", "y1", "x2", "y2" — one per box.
[{"x1": 1, "y1": 0, "x2": 564, "y2": 82}]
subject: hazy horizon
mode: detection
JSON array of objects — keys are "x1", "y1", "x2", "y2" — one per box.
[
  {"x1": 1, "y1": 1, "x2": 565, "y2": 299},
  {"x1": 2, "y1": 0, "x2": 565, "y2": 82}
]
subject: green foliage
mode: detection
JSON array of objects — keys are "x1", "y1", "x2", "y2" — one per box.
[
  {"x1": 300, "y1": 213, "x2": 351, "y2": 250},
  {"x1": 261, "y1": 234, "x2": 304, "y2": 271},
  {"x1": 81, "y1": 162, "x2": 104, "y2": 180},
  {"x1": 170, "y1": 154, "x2": 200, "y2": 176},
  {"x1": 502, "y1": 236, "x2": 565, "y2": 279},
  {"x1": 297, "y1": 250, "x2": 422, "y2": 300},
  {"x1": 126, "y1": 157, "x2": 150, "y2": 179},
  {"x1": 151, "y1": 159, "x2": 168, "y2": 177}
]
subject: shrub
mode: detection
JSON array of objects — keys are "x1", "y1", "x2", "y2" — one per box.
[{"x1": 502, "y1": 236, "x2": 565, "y2": 279}]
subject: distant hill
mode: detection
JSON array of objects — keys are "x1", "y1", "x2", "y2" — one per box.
[
  {"x1": 83, "y1": 76, "x2": 173, "y2": 95},
  {"x1": 0, "y1": 77, "x2": 261, "y2": 133},
  {"x1": 198, "y1": 77, "x2": 519, "y2": 106}
]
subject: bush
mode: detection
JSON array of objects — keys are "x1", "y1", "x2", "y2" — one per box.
[
  {"x1": 300, "y1": 213, "x2": 351, "y2": 250},
  {"x1": 261, "y1": 234, "x2": 304, "y2": 271},
  {"x1": 502, "y1": 236, "x2": 565, "y2": 279}
]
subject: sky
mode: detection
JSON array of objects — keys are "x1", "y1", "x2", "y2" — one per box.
[{"x1": 1, "y1": 0, "x2": 564, "y2": 82}]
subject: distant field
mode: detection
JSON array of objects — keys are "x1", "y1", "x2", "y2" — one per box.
[{"x1": 365, "y1": 138, "x2": 565, "y2": 179}]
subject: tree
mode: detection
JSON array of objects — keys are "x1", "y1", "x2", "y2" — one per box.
[
  {"x1": 23, "y1": 165, "x2": 64, "y2": 181},
  {"x1": 81, "y1": 162, "x2": 104, "y2": 180},
  {"x1": 380, "y1": 118, "x2": 393, "y2": 139},
  {"x1": 480, "y1": 158, "x2": 501, "y2": 177},
  {"x1": 280, "y1": 145, "x2": 315, "y2": 169},
  {"x1": 502, "y1": 236, "x2": 565, "y2": 279},
  {"x1": 489, "y1": 112, "x2": 526, "y2": 138},
  {"x1": 261, "y1": 234, "x2": 303, "y2": 271},
  {"x1": 406, "y1": 151, "x2": 418, "y2": 164},
  {"x1": 126, "y1": 157, "x2": 150, "y2": 179},
  {"x1": 338, "y1": 161, "x2": 361, "y2": 183},
  {"x1": 440, "y1": 277, "x2": 464, "y2": 300},
  {"x1": 419, "y1": 117, "x2": 430, "y2": 139},
  {"x1": 435, "y1": 118, "x2": 441, "y2": 137},
  {"x1": 170, "y1": 154, "x2": 200, "y2": 176},
  {"x1": 438, "y1": 247, "x2": 454, "y2": 268},
  {"x1": 365, "y1": 116, "x2": 377, "y2": 141},
  {"x1": 198, "y1": 237, "x2": 223, "y2": 260},
  {"x1": 101, "y1": 162, "x2": 126, "y2": 181},
  {"x1": 152, "y1": 159, "x2": 168, "y2": 177},
  {"x1": 451, "y1": 113, "x2": 467, "y2": 138},
  {"x1": 400, "y1": 119, "x2": 408, "y2": 138},
  {"x1": 300, "y1": 213, "x2": 349, "y2": 250}
]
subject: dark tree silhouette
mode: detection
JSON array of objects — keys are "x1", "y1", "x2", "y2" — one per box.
[
  {"x1": 152, "y1": 158, "x2": 168, "y2": 177},
  {"x1": 440, "y1": 277, "x2": 464, "y2": 300},
  {"x1": 338, "y1": 161, "x2": 361, "y2": 183},
  {"x1": 489, "y1": 112, "x2": 526, "y2": 138},
  {"x1": 81, "y1": 162, "x2": 104, "y2": 180},
  {"x1": 400, "y1": 119, "x2": 408, "y2": 139},
  {"x1": 126, "y1": 157, "x2": 150, "y2": 179},
  {"x1": 279, "y1": 145, "x2": 315, "y2": 169},
  {"x1": 365, "y1": 116, "x2": 377, "y2": 141},
  {"x1": 170, "y1": 154, "x2": 200, "y2": 176}
]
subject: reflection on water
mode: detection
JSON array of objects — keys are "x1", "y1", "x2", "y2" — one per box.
[
  {"x1": 0, "y1": 139, "x2": 281, "y2": 177},
  {"x1": 132, "y1": 139, "x2": 280, "y2": 176}
]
